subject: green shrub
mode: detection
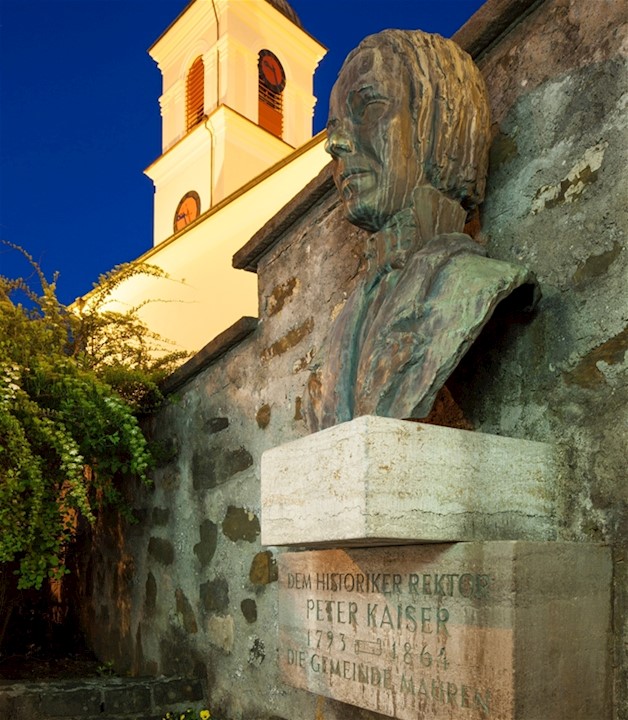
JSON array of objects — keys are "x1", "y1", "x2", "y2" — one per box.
[{"x1": 0, "y1": 243, "x2": 187, "y2": 591}]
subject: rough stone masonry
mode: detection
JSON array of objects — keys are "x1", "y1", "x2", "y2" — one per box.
[{"x1": 73, "y1": 1, "x2": 627, "y2": 719}]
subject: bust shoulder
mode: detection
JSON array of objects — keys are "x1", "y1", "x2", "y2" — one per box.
[{"x1": 427, "y1": 240, "x2": 538, "y2": 313}]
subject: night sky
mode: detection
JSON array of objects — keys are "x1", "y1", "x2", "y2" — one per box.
[{"x1": 0, "y1": 0, "x2": 484, "y2": 305}]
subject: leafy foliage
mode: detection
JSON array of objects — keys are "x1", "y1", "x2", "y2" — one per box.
[{"x1": 0, "y1": 244, "x2": 187, "y2": 589}]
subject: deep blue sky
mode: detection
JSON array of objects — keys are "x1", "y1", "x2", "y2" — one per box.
[{"x1": 0, "y1": 0, "x2": 484, "y2": 304}]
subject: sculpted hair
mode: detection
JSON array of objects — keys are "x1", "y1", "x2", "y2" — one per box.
[{"x1": 347, "y1": 29, "x2": 491, "y2": 209}]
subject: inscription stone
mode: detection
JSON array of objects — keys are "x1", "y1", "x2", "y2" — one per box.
[
  {"x1": 278, "y1": 542, "x2": 611, "y2": 719},
  {"x1": 262, "y1": 416, "x2": 559, "y2": 546}
]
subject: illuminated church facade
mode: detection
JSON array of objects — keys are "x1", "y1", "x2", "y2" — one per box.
[{"x1": 104, "y1": 0, "x2": 327, "y2": 352}]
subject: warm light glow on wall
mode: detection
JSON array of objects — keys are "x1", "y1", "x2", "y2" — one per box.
[{"x1": 100, "y1": 137, "x2": 329, "y2": 355}]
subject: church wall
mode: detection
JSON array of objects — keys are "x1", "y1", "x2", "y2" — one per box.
[
  {"x1": 150, "y1": 129, "x2": 215, "y2": 244},
  {"x1": 105, "y1": 137, "x2": 328, "y2": 354},
  {"x1": 76, "y1": 1, "x2": 627, "y2": 718}
]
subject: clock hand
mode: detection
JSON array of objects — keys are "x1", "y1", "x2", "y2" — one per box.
[{"x1": 263, "y1": 59, "x2": 278, "y2": 83}]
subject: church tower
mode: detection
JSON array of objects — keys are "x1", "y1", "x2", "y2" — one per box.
[{"x1": 145, "y1": 0, "x2": 326, "y2": 246}]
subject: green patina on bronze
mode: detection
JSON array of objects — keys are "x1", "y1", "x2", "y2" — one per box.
[{"x1": 307, "y1": 29, "x2": 539, "y2": 431}]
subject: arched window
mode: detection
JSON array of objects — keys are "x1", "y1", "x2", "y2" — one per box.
[
  {"x1": 186, "y1": 56, "x2": 204, "y2": 131},
  {"x1": 258, "y1": 49, "x2": 285, "y2": 138}
]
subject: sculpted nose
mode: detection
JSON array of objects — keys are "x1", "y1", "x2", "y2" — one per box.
[{"x1": 325, "y1": 125, "x2": 354, "y2": 158}]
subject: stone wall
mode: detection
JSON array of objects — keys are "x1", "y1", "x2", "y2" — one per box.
[
  {"x1": 76, "y1": 0, "x2": 627, "y2": 718},
  {"x1": 1, "y1": 677, "x2": 206, "y2": 720}
]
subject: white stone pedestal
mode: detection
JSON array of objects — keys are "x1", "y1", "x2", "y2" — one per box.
[{"x1": 261, "y1": 416, "x2": 560, "y2": 546}]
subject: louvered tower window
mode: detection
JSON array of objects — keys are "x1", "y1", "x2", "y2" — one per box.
[
  {"x1": 258, "y1": 50, "x2": 285, "y2": 138},
  {"x1": 259, "y1": 84, "x2": 283, "y2": 137},
  {"x1": 186, "y1": 56, "x2": 204, "y2": 131}
]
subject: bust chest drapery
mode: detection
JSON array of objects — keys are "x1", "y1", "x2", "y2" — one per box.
[
  {"x1": 307, "y1": 29, "x2": 538, "y2": 432},
  {"x1": 306, "y1": 231, "x2": 536, "y2": 432}
]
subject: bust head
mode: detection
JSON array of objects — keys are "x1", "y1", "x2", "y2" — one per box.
[{"x1": 326, "y1": 30, "x2": 491, "y2": 233}]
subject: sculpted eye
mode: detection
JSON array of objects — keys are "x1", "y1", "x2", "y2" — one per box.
[{"x1": 350, "y1": 88, "x2": 388, "y2": 122}]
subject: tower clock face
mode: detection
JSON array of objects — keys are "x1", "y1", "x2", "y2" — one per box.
[
  {"x1": 258, "y1": 49, "x2": 286, "y2": 93},
  {"x1": 174, "y1": 191, "x2": 200, "y2": 233}
]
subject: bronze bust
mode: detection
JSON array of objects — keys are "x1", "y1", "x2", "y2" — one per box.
[{"x1": 306, "y1": 30, "x2": 538, "y2": 432}]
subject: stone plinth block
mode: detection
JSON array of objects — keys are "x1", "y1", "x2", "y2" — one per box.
[
  {"x1": 261, "y1": 416, "x2": 559, "y2": 546},
  {"x1": 278, "y1": 542, "x2": 611, "y2": 720}
]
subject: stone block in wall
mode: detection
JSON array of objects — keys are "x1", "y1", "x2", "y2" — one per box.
[
  {"x1": 151, "y1": 677, "x2": 205, "y2": 706},
  {"x1": 0, "y1": 677, "x2": 208, "y2": 720},
  {"x1": 42, "y1": 686, "x2": 103, "y2": 716},
  {"x1": 103, "y1": 684, "x2": 151, "y2": 714},
  {"x1": 261, "y1": 416, "x2": 560, "y2": 546},
  {"x1": 278, "y1": 542, "x2": 612, "y2": 720}
]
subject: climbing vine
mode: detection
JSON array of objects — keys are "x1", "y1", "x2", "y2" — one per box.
[{"x1": 0, "y1": 244, "x2": 186, "y2": 591}]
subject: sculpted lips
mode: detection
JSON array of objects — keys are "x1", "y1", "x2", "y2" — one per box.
[
  {"x1": 340, "y1": 167, "x2": 370, "y2": 181},
  {"x1": 336, "y1": 167, "x2": 373, "y2": 192}
]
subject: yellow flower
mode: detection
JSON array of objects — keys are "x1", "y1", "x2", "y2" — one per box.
[{"x1": 200, "y1": 712, "x2": 211, "y2": 720}]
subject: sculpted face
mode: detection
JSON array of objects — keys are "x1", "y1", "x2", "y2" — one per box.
[{"x1": 326, "y1": 47, "x2": 423, "y2": 232}]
